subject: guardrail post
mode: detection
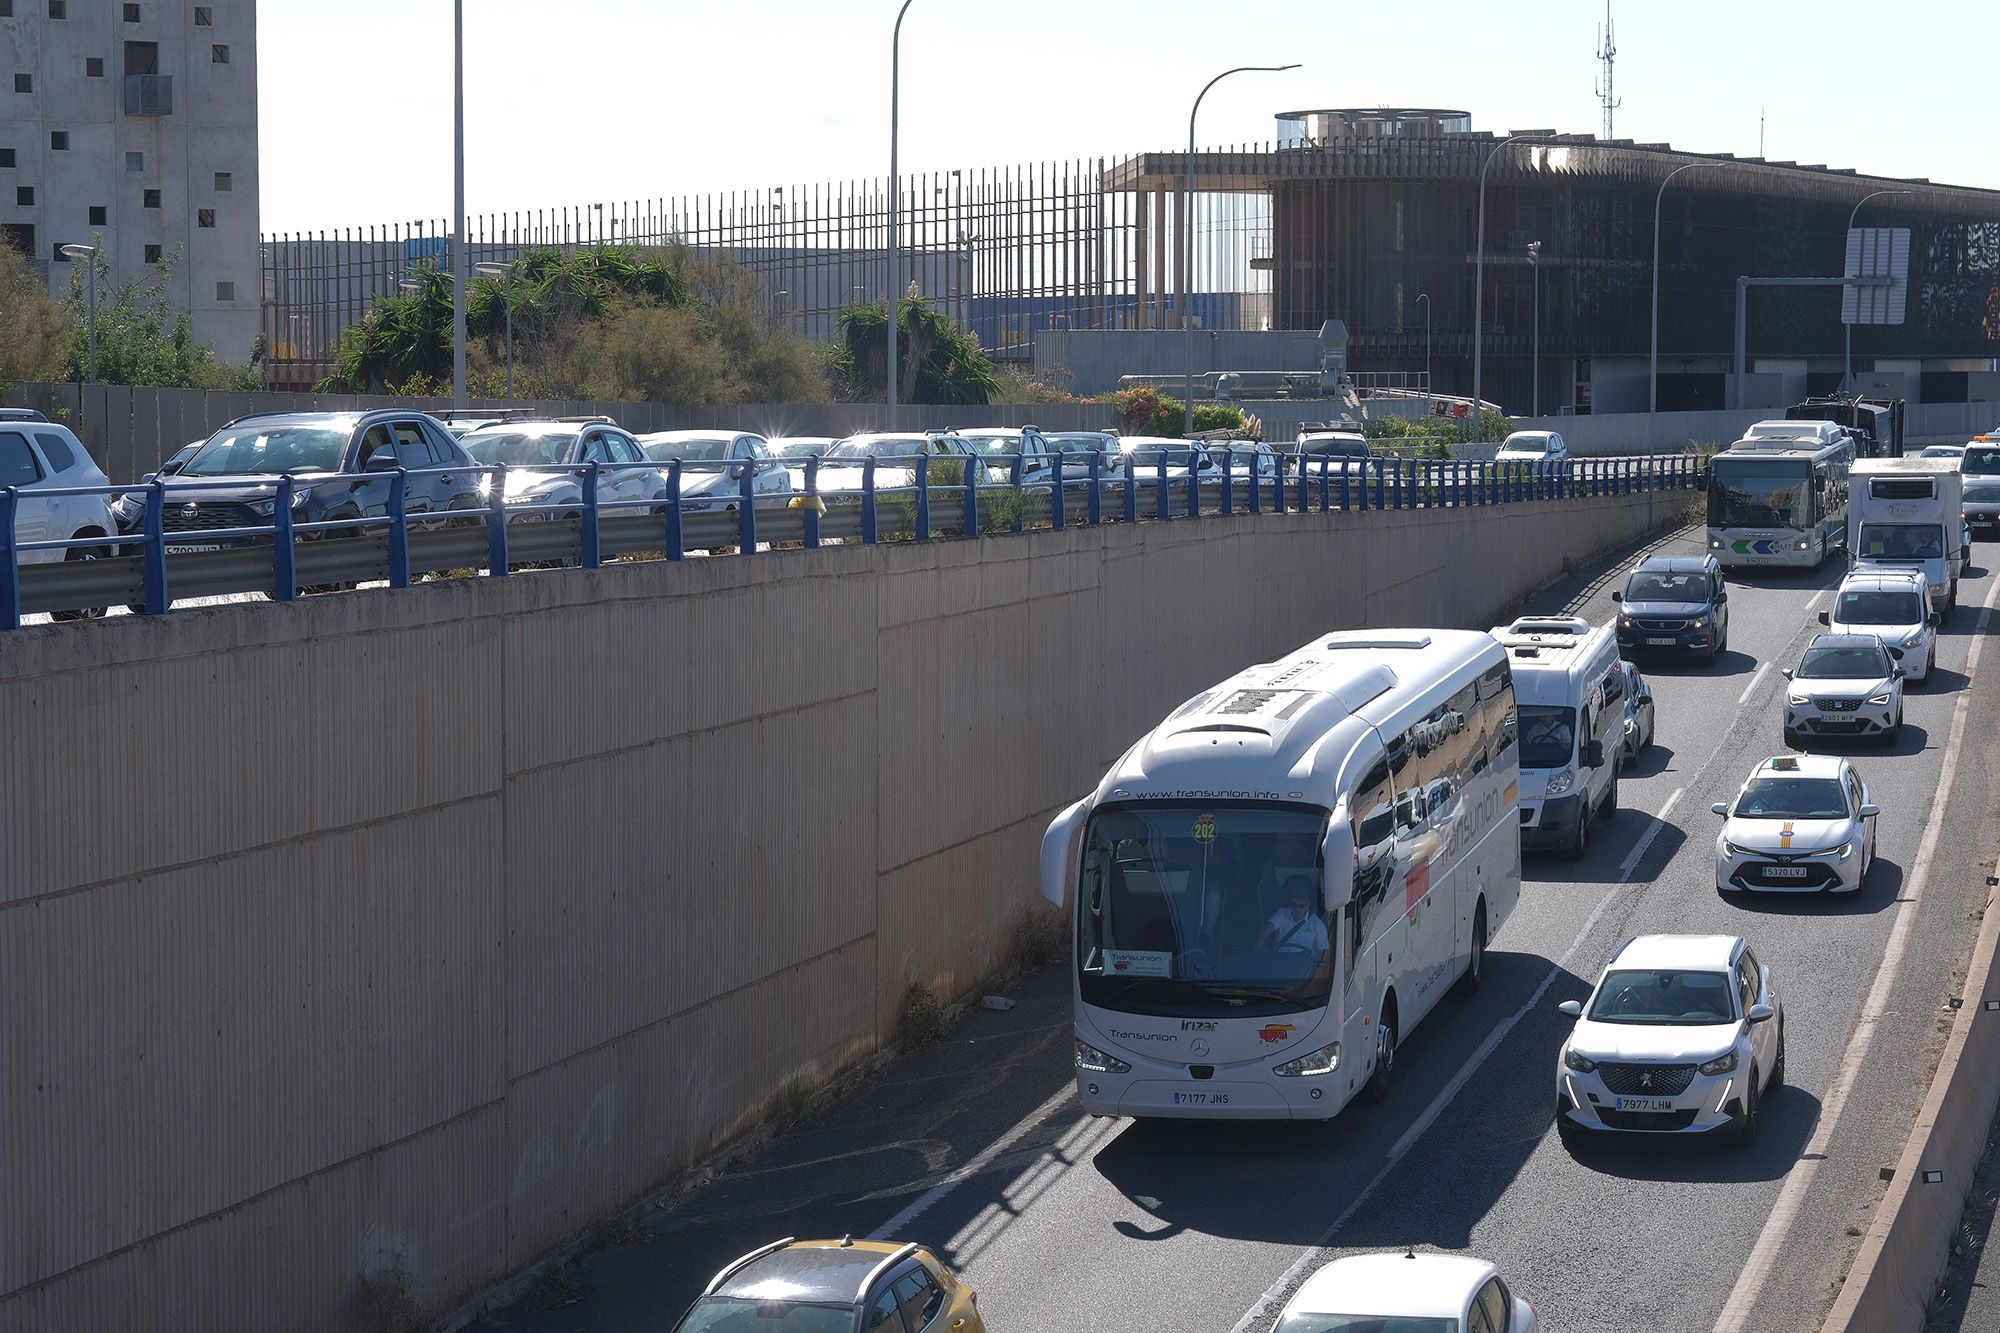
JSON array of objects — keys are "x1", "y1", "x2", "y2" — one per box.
[
  {"x1": 1319, "y1": 457, "x2": 1331, "y2": 512},
  {"x1": 0, "y1": 488, "x2": 18, "y2": 630},
  {"x1": 737, "y1": 459, "x2": 756, "y2": 553},
  {"x1": 862, "y1": 457, "x2": 879, "y2": 545},
  {"x1": 1219, "y1": 448, "x2": 1234, "y2": 515},
  {"x1": 1296, "y1": 455, "x2": 1310, "y2": 512},
  {"x1": 1272, "y1": 456, "x2": 1287, "y2": 515},
  {"x1": 1049, "y1": 456, "x2": 1065, "y2": 530},
  {"x1": 487, "y1": 462, "x2": 511, "y2": 576},
  {"x1": 142, "y1": 480, "x2": 169, "y2": 613},
  {"x1": 803, "y1": 456, "x2": 821, "y2": 549},
  {"x1": 1122, "y1": 455, "x2": 1137, "y2": 524},
  {"x1": 1339, "y1": 466, "x2": 1351, "y2": 512},
  {"x1": 1087, "y1": 453, "x2": 1102, "y2": 526},
  {"x1": 1375, "y1": 461, "x2": 1387, "y2": 510},
  {"x1": 665, "y1": 460, "x2": 685, "y2": 560},
  {"x1": 1185, "y1": 456, "x2": 1200, "y2": 519},
  {"x1": 1009, "y1": 454, "x2": 1025, "y2": 534},
  {"x1": 1155, "y1": 455, "x2": 1171, "y2": 521},
  {"x1": 1249, "y1": 456, "x2": 1263, "y2": 514},
  {"x1": 383, "y1": 470, "x2": 409, "y2": 589},
  {"x1": 272, "y1": 474, "x2": 300, "y2": 601},
  {"x1": 581, "y1": 464, "x2": 603, "y2": 568},
  {"x1": 966, "y1": 456, "x2": 984, "y2": 535}
]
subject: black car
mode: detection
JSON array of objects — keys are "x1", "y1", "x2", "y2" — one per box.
[
  {"x1": 114, "y1": 410, "x2": 483, "y2": 548},
  {"x1": 1612, "y1": 553, "x2": 1730, "y2": 663}
]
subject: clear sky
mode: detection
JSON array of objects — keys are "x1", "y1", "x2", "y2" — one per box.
[{"x1": 258, "y1": 0, "x2": 2000, "y2": 233}]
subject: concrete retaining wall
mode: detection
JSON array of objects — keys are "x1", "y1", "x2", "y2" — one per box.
[{"x1": 0, "y1": 490, "x2": 1688, "y2": 1331}]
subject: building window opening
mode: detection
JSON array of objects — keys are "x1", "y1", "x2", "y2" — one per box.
[
  {"x1": 197, "y1": 208, "x2": 214, "y2": 228},
  {"x1": 88, "y1": 205, "x2": 106, "y2": 225},
  {"x1": 144, "y1": 243, "x2": 162, "y2": 264}
]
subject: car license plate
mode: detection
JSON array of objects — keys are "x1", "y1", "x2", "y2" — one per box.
[
  {"x1": 1615, "y1": 1096, "x2": 1678, "y2": 1113},
  {"x1": 1763, "y1": 866, "x2": 1809, "y2": 879},
  {"x1": 1646, "y1": 636, "x2": 1678, "y2": 645},
  {"x1": 1171, "y1": 1091, "x2": 1229, "y2": 1106},
  {"x1": 164, "y1": 543, "x2": 222, "y2": 554}
]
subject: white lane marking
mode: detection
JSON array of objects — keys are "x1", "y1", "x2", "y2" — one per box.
[
  {"x1": 868, "y1": 1084, "x2": 1083, "y2": 1241},
  {"x1": 1805, "y1": 590, "x2": 1826, "y2": 612},
  {"x1": 1737, "y1": 662, "x2": 1772, "y2": 708},
  {"x1": 1617, "y1": 788, "x2": 1682, "y2": 881},
  {"x1": 1712, "y1": 571, "x2": 2000, "y2": 1333}
]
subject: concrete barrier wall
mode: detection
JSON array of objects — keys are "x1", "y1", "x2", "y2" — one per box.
[{"x1": 0, "y1": 489, "x2": 1689, "y2": 1331}]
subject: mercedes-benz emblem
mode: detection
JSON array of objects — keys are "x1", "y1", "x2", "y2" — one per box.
[{"x1": 1190, "y1": 1038, "x2": 1211, "y2": 1058}]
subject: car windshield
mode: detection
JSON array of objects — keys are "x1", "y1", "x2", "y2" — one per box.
[
  {"x1": 1964, "y1": 484, "x2": 2000, "y2": 503},
  {"x1": 1708, "y1": 460, "x2": 1810, "y2": 529},
  {"x1": 1127, "y1": 445, "x2": 1203, "y2": 467},
  {"x1": 1586, "y1": 968, "x2": 1737, "y2": 1025},
  {"x1": 672, "y1": 1297, "x2": 858, "y2": 1332},
  {"x1": 1300, "y1": 436, "x2": 1369, "y2": 457},
  {"x1": 1076, "y1": 803, "x2": 1333, "y2": 1016},
  {"x1": 1734, "y1": 776, "x2": 1849, "y2": 819},
  {"x1": 183, "y1": 424, "x2": 351, "y2": 476},
  {"x1": 1274, "y1": 1317, "x2": 1458, "y2": 1333},
  {"x1": 957, "y1": 433, "x2": 1024, "y2": 457},
  {"x1": 826, "y1": 436, "x2": 929, "y2": 461},
  {"x1": 643, "y1": 437, "x2": 732, "y2": 462},
  {"x1": 1517, "y1": 705, "x2": 1577, "y2": 769},
  {"x1": 1920, "y1": 447, "x2": 1963, "y2": 459},
  {"x1": 769, "y1": 441, "x2": 829, "y2": 460},
  {"x1": 1047, "y1": 433, "x2": 1114, "y2": 456},
  {"x1": 1963, "y1": 446, "x2": 2000, "y2": 475},
  {"x1": 1857, "y1": 523, "x2": 1944, "y2": 560},
  {"x1": 1796, "y1": 645, "x2": 1890, "y2": 679},
  {"x1": 1836, "y1": 590, "x2": 1923, "y2": 625},
  {"x1": 1504, "y1": 437, "x2": 1551, "y2": 455},
  {"x1": 460, "y1": 432, "x2": 578, "y2": 466},
  {"x1": 1624, "y1": 571, "x2": 1706, "y2": 602}
]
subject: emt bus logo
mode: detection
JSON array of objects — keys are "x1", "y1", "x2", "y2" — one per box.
[
  {"x1": 1731, "y1": 538, "x2": 1784, "y2": 556},
  {"x1": 1192, "y1": 812, "x2": 1218, "y2": 843},
  {"x1": 1258, "y1": 1024, "x2": 1296, "y2": 1044}
]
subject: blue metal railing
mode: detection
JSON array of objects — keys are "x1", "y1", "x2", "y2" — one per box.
[{"x1": 0, "y1": 452, "x2": 1708, "y2": 629}]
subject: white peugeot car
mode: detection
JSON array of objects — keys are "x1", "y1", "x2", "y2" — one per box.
[
  {"x1": 1712, "y1": 754, "x2": 1878, "y2": 895},
  {"x1": 1821, "y1": 568, "x2": 1938, "y2": 682},
  {"x1": 1781, "y1": 634, "x2": 1905, "y2": 746},
  {"x1": 1274, "y1": 1252, "x2": 1536, "y2": 1333},
  {"x1": 1556, "y1": 934, "x2": 1783, "y2": 1145}
]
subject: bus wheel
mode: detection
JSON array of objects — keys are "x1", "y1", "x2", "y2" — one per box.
[
  {"x1": 1363, "y1": 1001, "x2": 1398, "y2": 1102},
  {"x1": 1454, "y1": 903, "x2": 1487, "y2": 998}
]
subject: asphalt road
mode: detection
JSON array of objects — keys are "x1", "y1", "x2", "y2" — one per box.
[{"x1": 471, "y1": 527, "x2": 2000, "y2": 1333}]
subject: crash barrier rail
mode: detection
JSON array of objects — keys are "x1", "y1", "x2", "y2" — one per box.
[{"x1": 0, "y1": 450, "x2": 1707, "y2": 628}]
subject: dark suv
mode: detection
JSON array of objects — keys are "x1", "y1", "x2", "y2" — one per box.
[
  {"x1": 1612, "y1": 553, "x2": 1730, "y2": 663},
  {"x1": 115, "y1": 410, "x2": 482, "y2": 548}
]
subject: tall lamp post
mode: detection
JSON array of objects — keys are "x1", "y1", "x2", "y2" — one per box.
[
  {"x1": 1415, "y1": 291, "x2": 1432, "y2": 408},
  {"x1": 1472, "y1": 134, "x2": 1548, "y2": 437},
  {"x1": 59, "y1": 243, "x2": 98, "y2": 382},
  {"x1": 885, "y1": 0, "x2": 918, "y2": 431},
  {"x1": 1526, "y1": 241, "x2": 1542, "y2": 417},
  {"x1": 1183, "y1": 62, "x2": 1299, "y2": 436},
  {"x1": 1843, "y1": 188, "x2": 1912, "y2": 394},
  {"x1": 474, "y1": 260, "x2": 517, "y2": 400},
  {"x1": 450, "y1": 0, "x2": 467, "y2": 410},
  {"x1": 1650, "y1": 158, "x2": 1742, "y2": 412}
]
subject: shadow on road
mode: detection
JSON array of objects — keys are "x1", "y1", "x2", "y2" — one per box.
[
  {"x1": 1721, "y1": 856, "x2": 1905, "y2": 919},
  {"x1": 1563, "y1": 1081, "x2": 1823, "y2": 1185},
  {"x1": 1796, "y1": 721, "x2": 1934, "y2": 761}
]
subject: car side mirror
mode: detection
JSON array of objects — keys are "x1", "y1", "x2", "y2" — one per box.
[
  {"x1": 1816, "y1": 611, "x2": 1829, "y2": 625},
  {"x1": 1557, "y1": 999, "x2": 1584, "y2": 1017},
  {"x1": 1746, "y1": 1003, "x2": 1776, "y2": 1024},
  {"x1": 363, "y1": 451, "x2": 401, "y2": 472},
  {"x1": 1711, "y1": 802, "x2": 1730, "y2": 816},
  {"x1": 1930, "y1": 612, "x2": 1941, "y2": 626},
  {"x1": 1582, "y1": 740, "x2": 1605, "y2": 769},
  {"x1": 1779, "y1": 667, "x2": 1793, "y2": 679},
  {"x1": 1893, "y1": 667, "x2": 1905, "y2": 679},
  {"x1": 1610, "y1": 590, "x2": 1623, "y2": 602},
  {"x1": 1715, "y1": 591, "x2": 1728, "y2": 604},
  {"x1": 1860, "y1": 803, "x2": 1881, "y2": 819},
  {"x1": 160, "y1": 456, "x2": 188, "y2": 476},
  {"x1": 727, "y1": 462, "x2": 747, "y2": 482}
]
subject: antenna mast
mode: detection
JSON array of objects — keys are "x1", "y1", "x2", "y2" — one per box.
[{"x1": 1595, "y1": 2, "x2": 1621, "y2": 140}]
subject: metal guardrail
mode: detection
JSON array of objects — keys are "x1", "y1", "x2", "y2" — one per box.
[{"x1": 0, "y1": 451, "x2": 1706, "y2": 629}]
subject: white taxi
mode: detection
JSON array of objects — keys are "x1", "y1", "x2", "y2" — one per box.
[
  {"x1": 1275, "y1": 1252, "x2": 1536, "y2": 1333},
  {"x1": 1712, "y1": 754, "x2": 1877, "y2": 895},
  {"x1": 1556, "y1": 934, "x2": 1783, "y2": 1145}
]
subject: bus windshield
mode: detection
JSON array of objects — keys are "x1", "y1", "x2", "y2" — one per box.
[
  {"x1": 1077, "y1": 803, "x2": 1331, "y2": 1016},
  {"x1": 1708, "y1": 460, "x2": 1813, "y2": 530}
]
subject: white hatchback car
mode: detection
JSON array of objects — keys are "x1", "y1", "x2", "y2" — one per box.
[
  {"x1": 1712, "y1": 754, "x2": 1878, "y2": 895},
  {"x1": 1494, "y1": 430, "x2": 1568, "y2": 465},
  {"x1": 3, "y1": 420, "x2": 120, "y2": 620},
  {"x1": 1822, "y1": 568, "x2": 1937, "y2": 682},
  {"x1": 1556, "y1": 934, "x2": 1783, "y2": 1145},
  {"x1": 1781, "y1": 634, "x2": 1905, "y2": 746},
  {"x1": 1274, "y1": 1252, "x2": 1535, "y2": 1333}
]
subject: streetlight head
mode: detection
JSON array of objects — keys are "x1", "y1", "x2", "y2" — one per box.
[
  {"x1": 59, "y1": 243, "x2": 96, "y2": 259},
  {"x1": 473, "y1": 261, "x2": 512, "y2": 278}
]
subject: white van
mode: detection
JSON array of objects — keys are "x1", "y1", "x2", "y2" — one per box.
[{"x1": 1489, "y1": 617, "x2": 1624, "y2": 858}]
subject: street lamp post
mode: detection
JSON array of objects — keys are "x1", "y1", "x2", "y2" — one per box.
[
  {"x1": 1183, "y1": 62, "x2": 1299, "y2": 436},
  {"x1": 1526, "y1": 241, "x2": 1542, "y2": 416},
  {"x1": 1415, "y1": 291, "x2": 1432, "y2": 408},
  {"x1": 1650, "y1": 159, "x2": 1742, "y2": 413},
  {"x1": 886, "y1": 0, "x2": 917, "y2": 431},
  {"x1": 451, "y1": 0, "x2": 467, "y2": 410},
  {"x1": 474, "y1": 260, "x2": 516, "y2": 399},
  {"x1": 59, "y1": 243, "x2": 98, "y2": 382},
  {"x1": 1472, "y1": 134, "x2": 1546, "y2": 437},
  {"x1": 1843, "y1": 189, "x2": 1913, "y2": 393}
]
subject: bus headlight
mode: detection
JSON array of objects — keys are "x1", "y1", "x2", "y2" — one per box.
[
  {"x1": 1074, "y1": 1040, "x2": 1131, "y2": 1074},
  {"x1": 1273, "y1": 1042, "x2": 1341, "y2": 1077},
  {"x1": 1797, "y1": 539, "x2": 1810, "y2": 550}
]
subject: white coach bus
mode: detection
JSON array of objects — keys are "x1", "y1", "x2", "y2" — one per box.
[{"x1": 1039, "y1": 629, "x2": 1521, "y2": 1120}]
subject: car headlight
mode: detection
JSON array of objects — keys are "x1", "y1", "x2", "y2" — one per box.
[
  {"x1": 1074, "y1": 1040, "x2": 1131, "y2": 1075},
  {"x1": 1689, "y1": 611, "x2": 1711, "y2": 624},
  {"x1": 1545, "y1": 768, "x2": 1577, "y2": 797},
  {"x1": 1563, "y1": 1047, "x2": 1597, "y2": 1073},
  {"x1": 1273, "y1": 1042, "x2": 1341, "y2": 1077},
  {"x1": 1697, "y1": 1050, "x2": 1739, "y2": 1076},
  {"x1": 1865, "y1": 693, "x2": 1892, "y2": 706},
  {"x1": 1901, "y1": 632, "x2": 1925, "y2": 649},
  {"x1": 1618, "y1": 616, "x2": 1636, "y2": 630},
  {"x1": 109, "y1": 492, "x2": 145, "y2": 521},
  {"x1": 1830, "y1": 841, "x2": 1854, "y2": 860},
  {"x1": 1722, "y1": 838, "x2": 1756, "y2": 857},
  {"x1": 1786, "y1": 690, "x2": 1812, "y2": 705}
]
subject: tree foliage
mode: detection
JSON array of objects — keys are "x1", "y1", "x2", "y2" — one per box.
[
  {"x1": 57, "y1": 243, "x2": 260, "y2": 388},
  {"x1": 831, "y1": 298, "x2": 999, "y2": 406},
  {"x1": 0, "y1": 240, "x2": 73, "y2": 383}
]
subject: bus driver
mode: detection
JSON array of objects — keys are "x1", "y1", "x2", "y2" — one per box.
[{"x1": 1259, "y1": 876, "x2": 1330, "y2": 956}]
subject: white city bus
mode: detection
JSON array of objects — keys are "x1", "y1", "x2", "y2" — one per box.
[
  {"x1": 1706, "y1": 421, "x2": 1855, "y2": 570},
  {"x1": 1039, "y1": 629, "x2": 1521, "y2": 1120}
]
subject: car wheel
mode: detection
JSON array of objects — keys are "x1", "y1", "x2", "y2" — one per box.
[
  {"x1": 1769, "y1": 1021, "x2": 1786, "y2": 1090},
  {"x1": 1734, "y1": 1074, "x2": 1761, "y2": 1146},
  {"x1": 1453, "y1": 904, "x2": 1486, "y2": 998},
  {"x1": 1556, "y1": 1109, "x2": 1583, "y2": 1149},
  {"x1": 1363, "y1": 1003, "x2": 1397, "y2": 1103},
  {"x1": 1600, "y1": 769, "x2": 1619, "y2": 818},
  {"x1": 49, "y1": 540, "x2": 110, "y2": 621}
]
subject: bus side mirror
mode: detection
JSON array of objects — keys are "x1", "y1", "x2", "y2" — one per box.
[
  {"x1": 1040, "y1": 799, "x2": 1089, "y2": 909},
  {"x1": 1320, "y1": 808, "x2": 1356, "y2": 915}
]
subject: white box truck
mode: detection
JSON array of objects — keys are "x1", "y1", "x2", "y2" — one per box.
[{"x1": 1849, "y1": 457, "x2": 1967, "y2": 612}]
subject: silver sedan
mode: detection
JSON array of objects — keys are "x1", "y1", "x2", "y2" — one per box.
[{"x1": 1620, "y1": 660, "x2": 1655, "y2": 761}]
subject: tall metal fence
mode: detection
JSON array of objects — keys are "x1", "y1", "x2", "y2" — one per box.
[{"x1": 259, "y1": 149, "x2": 1279, "y2": 389}]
